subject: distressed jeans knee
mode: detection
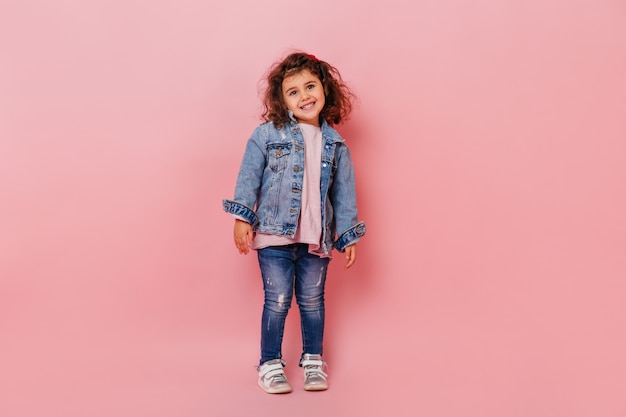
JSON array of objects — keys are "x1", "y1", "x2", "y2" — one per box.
[{"x1": 263, "y1": 290, "x2": 293, "y2": 316}]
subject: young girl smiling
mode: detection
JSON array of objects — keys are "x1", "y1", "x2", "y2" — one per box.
[{"x1": 223, "y1": 52, "x2": 366, "y2": 394}]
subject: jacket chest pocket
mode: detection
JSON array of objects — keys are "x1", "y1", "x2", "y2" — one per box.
[{"x1": 267, "y1": 144, "x2": 291, "y2": 172}]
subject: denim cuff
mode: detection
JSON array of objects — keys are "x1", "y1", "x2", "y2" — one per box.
[
  {"x1": 222, "y1": 199, "x2": 258, "y2": 226},
  {"x1": 334, "y1": 221, "x2": 366, "y2": 252}
]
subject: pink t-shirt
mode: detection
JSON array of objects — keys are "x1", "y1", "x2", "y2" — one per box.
[{"x1": 251, "y1": 123, "x2": 329, "y2": 257}]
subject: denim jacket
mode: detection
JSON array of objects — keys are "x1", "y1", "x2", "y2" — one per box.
[{"x1": 222, "y1": 120, "x2": 366, "y2": 254}]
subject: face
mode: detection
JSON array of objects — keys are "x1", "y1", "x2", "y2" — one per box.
[{"x1": 281, "y1": 69, "x2": 325, "y2": 126}]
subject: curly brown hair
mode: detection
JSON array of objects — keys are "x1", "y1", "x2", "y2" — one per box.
[{"x1": 261, "y1": 52, "x2": 354, "y2": 128}]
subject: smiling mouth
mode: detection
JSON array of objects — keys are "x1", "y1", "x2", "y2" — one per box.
[{"x1": 300, "y1": 102, "x2": 315, "y2": 111}]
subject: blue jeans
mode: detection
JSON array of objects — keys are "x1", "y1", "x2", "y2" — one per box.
[{"x1": 257, "y1": 244, "x2": 330, "y2": 365}]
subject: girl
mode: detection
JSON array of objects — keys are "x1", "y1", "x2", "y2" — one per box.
[{"x1": 222, "y1": 52, "x2": 366, "y2": 394}]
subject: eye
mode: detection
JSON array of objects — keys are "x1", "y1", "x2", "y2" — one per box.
[
  {"x1": 306, "y1": 84, "x2": 315, "y2": 90},
  {"x1": 288, "y1": 90, "x2": 297, "y2": 96}
]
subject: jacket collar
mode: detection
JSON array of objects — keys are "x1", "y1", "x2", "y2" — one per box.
[{"x1": 285, "y1": 115, "x2": 345, "y2": 144}]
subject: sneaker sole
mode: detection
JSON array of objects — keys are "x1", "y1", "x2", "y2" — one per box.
[
  {"x1": 257, "y1": 380, "x2": 292, "y2": 394},
  {"x1": 304, "y1": 384, "x2": 328, "y2": 391}
]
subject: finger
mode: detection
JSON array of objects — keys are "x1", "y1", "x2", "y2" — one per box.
[
  {"x1": 345, "y1": 257, "x2": 354, "y2": 269},
  {"x1": 234, "y1": 237, "x2": 247, "y2": 254},
  {"x1": 237, "y1": 241, "x2": 249, "y2": 255},
  {"x1": 344, "y1": 247, "x2": 356, "y2": 269}
]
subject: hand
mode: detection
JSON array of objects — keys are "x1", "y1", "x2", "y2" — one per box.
[
  {"x1": 233, "y1": 219, "x2": 254, "y2": 254},
  {"x1": 344, "y1": 244, "x2": 357, "y2": 269}
]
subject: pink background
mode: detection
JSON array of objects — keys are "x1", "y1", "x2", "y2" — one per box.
[{"x1": 1, "y1": 0, "x2": 625, "y2": 416}]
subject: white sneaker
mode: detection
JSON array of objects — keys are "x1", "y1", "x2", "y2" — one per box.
[
  {"x1": 257, "y1": 359, "x2": 292, "y2": 394},
  {"x1": 300, "y1": 354, "x2": 328, "y2": 391}
]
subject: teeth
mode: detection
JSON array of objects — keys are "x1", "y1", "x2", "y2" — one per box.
[{"x1": 301, "y1": 103, "x2": 314, "y2": 110}]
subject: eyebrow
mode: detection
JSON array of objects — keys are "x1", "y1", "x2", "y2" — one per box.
[{"x1": 283, "y1": 80, "x2": 319, "y2": 93}]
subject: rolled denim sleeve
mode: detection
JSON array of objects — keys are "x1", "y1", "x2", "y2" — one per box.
[
  {"x1": 222, "y1": 125, "x2": 267, "y2": 227},
  {"x1": 334, "y1": 221, "x2": 366, "y2": 252},
  {"x1": 329, "y1": 144, "x2": 366, "y2": 252},
  {"x1": 222, "y1": 199, "x2": 258, "y2": 226}
]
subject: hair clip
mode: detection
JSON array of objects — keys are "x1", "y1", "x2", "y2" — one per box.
[{"x1": 306, "y1": 54, "x2": 319, "y2": 61}]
